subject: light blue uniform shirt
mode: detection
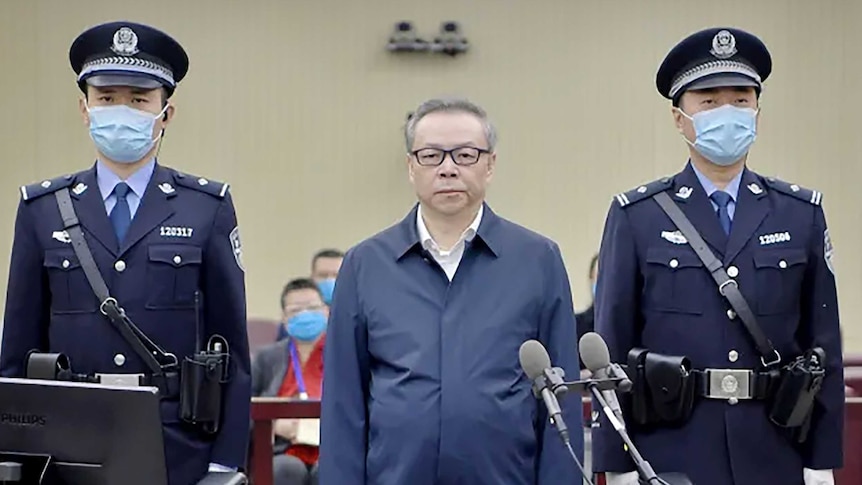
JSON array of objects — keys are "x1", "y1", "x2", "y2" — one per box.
[
  {"x1": 691, "y1": 162, "x2": 743, "y2": 221},
  {"x1": 96, "y1": 158, "x2": 155, "y2": 219}
]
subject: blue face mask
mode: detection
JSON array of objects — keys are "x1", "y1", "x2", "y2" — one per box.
[
  {"x1": 286, "y1": 310, "x2": 327, "y2": 341},
  {"x1": 679, "y1": 104, "x2": 758, "y2": 166},
  {"x1": 317, "y1": 278, "x2": 336, "y2": 305},
  {"x1": 87, "y1": 104, "x2": 167, "y2": 164}
]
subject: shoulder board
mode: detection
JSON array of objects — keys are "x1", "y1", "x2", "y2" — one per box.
[
  {"x1": 172, "y1": 171, "x2": 229, "y2": 198},
  {"x1": 763, "y1": 177, "x2": 822, "y2": 206},
  {"x1": 20, "y1": 173, "x2": 76, "y2": 202},
  {"x1": 613, "y1": 176, "x2": 674, "y2": 208}
]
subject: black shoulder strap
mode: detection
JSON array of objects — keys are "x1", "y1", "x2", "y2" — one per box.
[
  {"x1": 54, "y1": 188, "x2": 177, "y2": 374},
  {"x1": 652, "y1": 191, "x2": 781, "y2": 369}
]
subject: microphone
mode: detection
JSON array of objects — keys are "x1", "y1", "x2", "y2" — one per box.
[
  {"x1": 579, "y1": 333, "x2": 688, "y2": 485},
  {"x1": 519, "y1": 340, "x2": 569, "y2": 443},
  {"x1": 579, "y1": 332, "x2": 630, "y2": 431},
  {"x1": 519, "y1": 340, "x2": 595, "y2": 485}
]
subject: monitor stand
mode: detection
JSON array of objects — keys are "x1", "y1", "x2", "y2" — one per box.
[{"x1": 0, "y1": 453, "x2": 51, "y2": 484}]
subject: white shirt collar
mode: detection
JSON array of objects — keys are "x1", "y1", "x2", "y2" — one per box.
[{"x1": 417, "y1": 204, "x2": 483, "y2": 254}]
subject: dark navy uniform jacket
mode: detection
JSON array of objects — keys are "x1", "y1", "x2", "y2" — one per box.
[
  {"x1": 0, "y1": 162, "x2": 251, "y2": 485},
  {"x1": 318, "y1": 203, "x2": 584, "y2": 485},
  {"x1": 592, "y1": 162, "x2": 843, "y2": 485}
]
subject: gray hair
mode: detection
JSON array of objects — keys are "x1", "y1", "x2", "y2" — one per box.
[{"x1": 404, "y1": 97, "x2": 498, "y2": 152}]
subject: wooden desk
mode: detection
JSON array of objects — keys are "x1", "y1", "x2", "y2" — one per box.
[{"x1": 249, "y1": 397, "x2": 321, "y2": 485}]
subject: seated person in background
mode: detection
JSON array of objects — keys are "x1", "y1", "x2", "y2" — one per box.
[
  {"x1": 310, "y1": 248, "x2": 344, "y2": 305},
  {"x1": 252, "y1": 278, "x2": 327, "y2": 485},
  {"x1": 276, "y1": 249, "x2": 343, "y2": 341},
  {"x1": 575, "y1": 253, "x2": 599, "y2": 368}
]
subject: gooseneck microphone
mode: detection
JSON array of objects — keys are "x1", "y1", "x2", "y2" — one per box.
[
  {"x1": 519, "y1": 340, "x2": 594, "y2": 485},
  {"x1": 579, "y1": 332, "x2": 630, "y2": 431}
]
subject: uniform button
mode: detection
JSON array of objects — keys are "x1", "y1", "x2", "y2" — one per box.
[
  {"x1": 779, "y1": 260, "x2": 787, "y2": 269},
  {"x1": 41, "y1": 180, "x2": 51, "y2": 188},
  {"x1": 669, "y1": 259, "x2": 679, "y2": 268},
  {"x1": 114, "y1": 354, "x2": 126, "y2": 366},
  {"x1": 728, "y1": 350, "x2": 739, "y2": 362},
  {"x1": 727, "y1": 309, "x2": 736, "y2": 320},
  {"x1": 62, "y1": 259, "x2": 70, "y2": 269},
  {"x1": 727, "y1": 266, "x2": 739, "y2": 278},
  {"x1": 114, "y1": 260, "x2": 126, "y2": 272},
  {"x1": 173, "y1": 255, "x2": 182, "y2": 265},
  {"x1": 728, "y1": 397, "x2": 739, "y2": 405}
]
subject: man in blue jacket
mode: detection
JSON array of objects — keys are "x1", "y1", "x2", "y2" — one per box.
[{"x1": 319, "y1": 97, "x2": 584, "y2": 485}]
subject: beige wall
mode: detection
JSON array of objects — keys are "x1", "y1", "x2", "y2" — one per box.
[{"x1": 1, "y1": 0, "x2": 860, "y2": 349}]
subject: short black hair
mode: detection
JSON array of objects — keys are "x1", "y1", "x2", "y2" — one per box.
[
  {"x1": 311, "y1": 248, "x2": 344, "y2": 269},
  {"x1": 279, "y1": 277, "x2": 323, "y2": 309},
  {"x1": 588, "y1": 253, "x2": 599, "y2": 277}
]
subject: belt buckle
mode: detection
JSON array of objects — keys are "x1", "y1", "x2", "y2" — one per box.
[
  {"x1": 95, "y1": 373, "x2": 144, "y2": 387},
  {"x1": 705, "y1": 369, "x2": 752, "y2": 400}
]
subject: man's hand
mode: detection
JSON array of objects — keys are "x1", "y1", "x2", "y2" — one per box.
[{"x1": 273, "y1": 419, "x2": 299, "y2": 441}]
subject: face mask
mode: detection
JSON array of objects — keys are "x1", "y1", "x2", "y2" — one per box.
[
  {"x1": 678, "y1": 104, "x2": 758, "y2": 166},
  {"x1": 317, "y1": 278, "x2": 336, "y2": 305},
  {"x1": 286, "y1": 310, "x2": 327, "y2": 341},
  {"x1": 87, "y1": 103, "x2": 168, "y2": 163}
]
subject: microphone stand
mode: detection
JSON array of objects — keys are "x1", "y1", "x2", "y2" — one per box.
[{"x1": 585, "y1": 385, "x2": 670, "y2": 485}]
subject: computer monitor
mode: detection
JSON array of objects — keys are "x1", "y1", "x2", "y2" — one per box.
[{"x1": 0, "y1": 377, "x2": 167, "y2": 485}]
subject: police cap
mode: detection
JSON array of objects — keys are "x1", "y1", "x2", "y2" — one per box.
[
  {"x1": 656, "y1": 27, "x2": 772, "y2": 103},
  {"x1": 69, "y1": 21, "x2": 189, "y2": 97}
]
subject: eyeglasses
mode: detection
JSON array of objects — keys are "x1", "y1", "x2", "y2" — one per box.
[
  {"x1": 411, "y1": 146, "x2": 491, "y2": 166},
  {"x1": 284, "y1": 304, "x2": 326, "y2": 317}
]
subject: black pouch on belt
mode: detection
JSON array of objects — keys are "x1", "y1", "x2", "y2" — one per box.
[
  {"x1": 628, "y1": 348, "x2": 695, "y2": 428},
  {"x1": 179, "y1": 335, "x2": 231, "y2": 435},
  {"x1": 768, "y1": 347, "x2": 826, "y2": 442}
]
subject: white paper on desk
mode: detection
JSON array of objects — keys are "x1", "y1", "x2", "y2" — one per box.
[{"x1": 294, "y1": 418, "x2": 320, "y2": 446}]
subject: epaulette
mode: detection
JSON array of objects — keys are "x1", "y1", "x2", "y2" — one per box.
[
  {"x1": 763, "y1": 176, "x2": 822, "y2": 206},
  {"x1": 19, "y1": 173, "x2": 77, "y2": 202},
  {"x1": 613, "y1": 176, "x2": 674, "y2": 208},
  {"x1": 172, "y1": 171, "x2": 229, "y2": 198}
]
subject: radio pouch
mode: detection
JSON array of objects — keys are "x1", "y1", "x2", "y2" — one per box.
[
  {"x1": 628, "y1": 348, "x2": 695, "y2": 428},
  {"x1": 179, "y1": 335, "x2": 231, "y2": 435},
  {"x1": 768, "y1": 347, "x2": 826, "y2": 441}
]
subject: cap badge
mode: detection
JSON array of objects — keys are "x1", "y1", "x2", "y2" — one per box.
[
  {"x1": 710, "y1": 30, "x2": 737, "y2": 59},
  {"x1": 111, "y1": 27, "x2": 140, "y2": 56}
]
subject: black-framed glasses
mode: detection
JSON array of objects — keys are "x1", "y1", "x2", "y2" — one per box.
[{"x1": 411, "y1": 146, "x2": 491, "y2": 166}]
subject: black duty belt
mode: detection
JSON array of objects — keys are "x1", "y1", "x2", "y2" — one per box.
[{"x1": 692, "y1": 368, "x2": 779, "y2": 402}]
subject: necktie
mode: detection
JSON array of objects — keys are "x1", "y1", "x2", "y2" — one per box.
[
  {"x1": 110, "y1": 182, "x2": 132, "y2": 243},
  {"x1": 710, "y1": 191, "x2": 733, "y2": 235}
]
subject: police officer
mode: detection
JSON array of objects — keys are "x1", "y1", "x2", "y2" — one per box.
[
  {"x1": 592, "y1": 27, "x2": 843, "y2": 485},
  {"x1": 0, "y1": 21, "x2": 251, "y2": 485}
]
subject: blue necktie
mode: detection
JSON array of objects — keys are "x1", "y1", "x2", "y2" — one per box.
[
  {"x1": 110, "y1": 182, "x2": 132, "y2": 243},
  {"x1": 710, "y1": 191, "x2": 732, "y2": 235}
]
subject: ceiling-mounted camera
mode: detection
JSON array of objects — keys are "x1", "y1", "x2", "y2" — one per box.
[
  {"x1": 386, "y1": 21, "x2": 429, "y2": 52},
  {"x1": 430, "y1": 21, "x2": 468, "y2": 57}
]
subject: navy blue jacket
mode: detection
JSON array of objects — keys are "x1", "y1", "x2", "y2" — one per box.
[
  {"x1": 592, "y1": 163, "x2": 844, "y2": 485},
  {"x1": 0, "y1": 163, "x2": 251, "y2": 485},
  {"x1": 318, "y1": 203, "x2": 584, "y2": 485}
]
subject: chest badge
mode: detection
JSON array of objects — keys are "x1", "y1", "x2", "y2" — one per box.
[
  {"x1": 675, "y1": 187, "x2": 693, "y2": 200},
  {"x1": 661, "y1": 230, "x2": 688, "y2": 245},
  {"x1": 51, "y1": 230, "x2": 71, "y2": 244},
  {"x1": 759, "y1": 231, "x2": 791, "y2": 246},
  {"x1": 160, "y1": 226, "x2": 194, "y2": 238}
]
